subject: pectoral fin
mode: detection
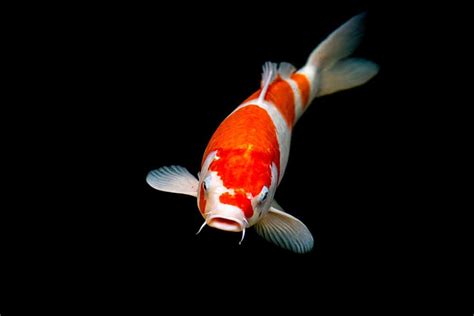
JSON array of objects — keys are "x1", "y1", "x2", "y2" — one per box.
[
  {"x1": 146, "y1": 165, "x2": 198, "y2": 197},
  {"x1": 255, "y1": 200, "x2": 314, "y2": 253}
]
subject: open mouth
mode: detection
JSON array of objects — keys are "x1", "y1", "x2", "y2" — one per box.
[{"x1": 207, "y1": 216, "x2": 243, "y2": 232}]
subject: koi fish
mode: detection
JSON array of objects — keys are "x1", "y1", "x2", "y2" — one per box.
[{"x1": 146, "y1": 13, "x2": 379, "y2": 253}]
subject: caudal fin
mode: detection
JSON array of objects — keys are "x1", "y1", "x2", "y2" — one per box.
[{"x1": 305, "y1": 13, "x2": 379, "y2": 97}]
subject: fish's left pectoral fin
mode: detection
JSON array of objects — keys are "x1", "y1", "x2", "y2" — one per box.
[
  {"x1": 254, "y1": 201, "x2": 314, "y2": 253},
  {"x1": 146, "y1": 165, "x2": 198, "y2": 197}
]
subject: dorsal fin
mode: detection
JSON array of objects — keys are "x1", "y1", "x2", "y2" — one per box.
[
  {"x1": 278, "y1": 62, "x2": 296, "y2": 79},
  {"x1": 258, "y1": 61, "x2": 278, "y2": 103}
]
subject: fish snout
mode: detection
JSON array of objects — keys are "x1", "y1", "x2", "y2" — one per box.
[{"x1": 207, "y1": 215, "x2": 244, "y2": 232}]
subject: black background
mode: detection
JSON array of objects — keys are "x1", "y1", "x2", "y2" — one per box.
[{"x1": 3, "y1": 1, "x2": 446, "y2": 314}]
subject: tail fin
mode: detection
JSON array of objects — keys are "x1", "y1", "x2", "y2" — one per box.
[{"x1": 305, "y1": 13, "x2": 379, "y2": 97}]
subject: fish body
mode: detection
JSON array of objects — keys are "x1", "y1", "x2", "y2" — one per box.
[{"x1": 147, "y1": 13, "x2": 379, "y2": 253}]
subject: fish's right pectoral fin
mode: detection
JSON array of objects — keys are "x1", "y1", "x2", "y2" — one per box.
[
  {"x1": 254, "y1": 200, "x2": 314, "y2": 253},
  {"x1": 146, "y1": 165, "x2": 198, "y2": 197}
]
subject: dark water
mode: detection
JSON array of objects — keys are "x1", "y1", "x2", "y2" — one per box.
[{"x1": 4, "y1": 1, "x2": 435, "y2": 314}]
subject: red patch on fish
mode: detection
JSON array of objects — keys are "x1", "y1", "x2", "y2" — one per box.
[
  {"x1": 264, "y1": 78, "x2": 295, "y2": 128},
  {"x1": 203, "y1": 105, "x2": 280, "y2": 173},
  {"x1": 202, "y1": 105, "x2": 279, "y2": 219},
  {"x1": 219, "y1": 191, "x2": 253, "y2": 218},
  {"x1": 211, "y1": 148, "x2": 272, "y2": 194}
]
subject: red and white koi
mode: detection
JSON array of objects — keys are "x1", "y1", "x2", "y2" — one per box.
[{"x1": 146, "y1": 13, "x2": 379, "y2": 253}]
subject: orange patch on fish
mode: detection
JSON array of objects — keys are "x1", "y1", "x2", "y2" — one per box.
[
  {"x1": 219, "y1": 191, "x2": 253, "y2": 218},
  {"x1": 264, "y1": 79, "x2": 296, "y2": 128},
  {"x1": 210, "y1": 148, "x2": 273, "y2": 197},
  {"x1": 203, "y1": 105, "x2": 280, "y2": 172},
  {"x1": 202, "y1": 105, "x2": 279, "y2": 210}
]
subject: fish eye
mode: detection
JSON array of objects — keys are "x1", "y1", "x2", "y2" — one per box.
[
  {"x1": 203, "y1": 176, "x2": 211, "y2": 192},
  {"x1": 259, "y1": 186, "x2": 269, "y2": 203}
]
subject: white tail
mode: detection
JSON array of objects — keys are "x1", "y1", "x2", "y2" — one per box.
[{"x1": 304, "y1": 13, "x2": 379, "y2": 98}]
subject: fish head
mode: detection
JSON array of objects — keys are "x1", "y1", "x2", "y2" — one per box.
[
  {"x1": 197, "y1": 149, "x2": 279, "y2": 233},
  {"x1": 197, "y1": 170, "x2": 247, "y2": 232}
]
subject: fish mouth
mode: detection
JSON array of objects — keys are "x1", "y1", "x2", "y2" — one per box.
[{"x1": 207, "y1": 215, "x2": 244, "y2": 232}]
